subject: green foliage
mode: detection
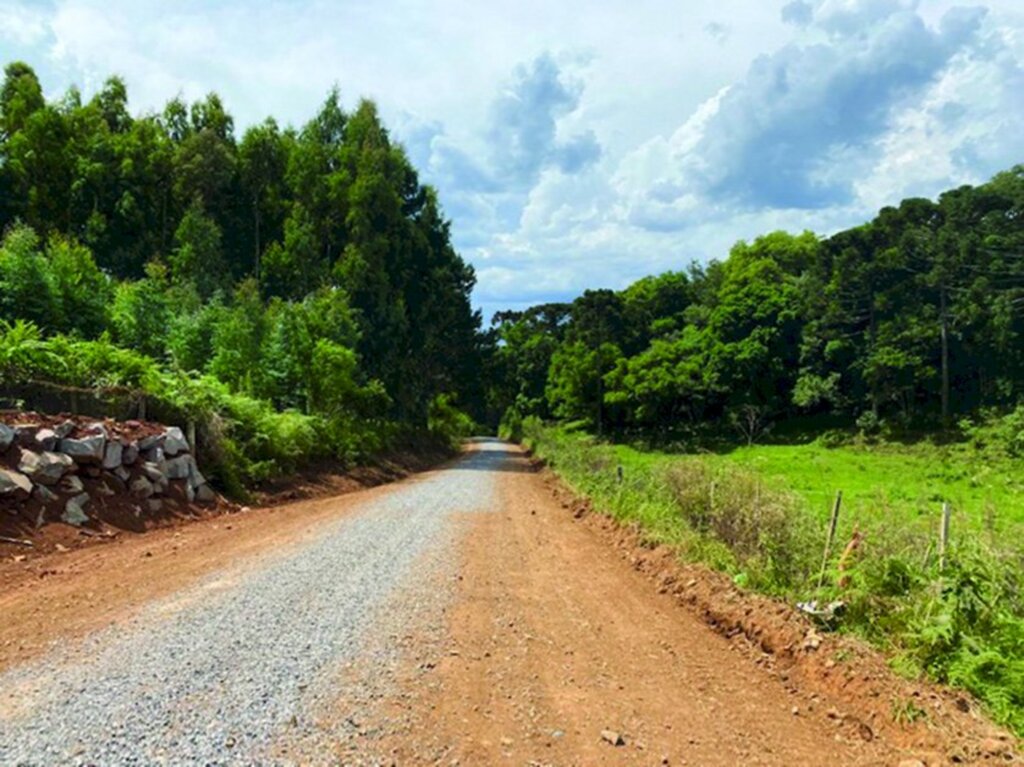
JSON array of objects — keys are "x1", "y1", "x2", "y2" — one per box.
[
  {"x1": 0, "y1": 60, "x2": 483, "y2": 431},
  {"x1": 170, "y1": 199, "x2": 229, "y2": 299},
  {"x1": 492, "y1": 170, "x2": 1024, "y2": 439},
  {"x1": 110, "y1": 262, "x2": 172, "y2": 359},
  {"x1": 0, "y1": 60, "x2": 483, "y2": 493},
  {"x1": 427, "y1": 393, "x2": 476, "y2": 449}
]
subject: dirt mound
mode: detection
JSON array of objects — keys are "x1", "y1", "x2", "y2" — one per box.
[{"x1": 541, "y1": 468, "x2": 1019, "y2": 765}]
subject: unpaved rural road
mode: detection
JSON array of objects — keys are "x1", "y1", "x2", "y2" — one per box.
[{"x1": 0, "y1": 440, "x2": 909, "y2": 765}]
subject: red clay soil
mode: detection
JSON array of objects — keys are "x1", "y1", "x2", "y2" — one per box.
[
  {"x1": 0, "y1": 477, "x2": 409, "y2": 674},
  {"x1": 0, "y1": 410, "x2": 164, "y2": 442},
  {"x1": 371, "y1": 446, "x2": 1018, "y2": 766}
]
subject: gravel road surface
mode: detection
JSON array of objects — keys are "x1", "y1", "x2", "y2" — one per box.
[
  {"x1": 0, "y1": 441, "x2": 498, "y2": 766},
  {"x1": 1, "y1": 439, "x2": 1004, "y2": 766}
]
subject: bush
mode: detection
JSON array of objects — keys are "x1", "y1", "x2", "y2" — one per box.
[
  {"x1": 661, "y1": 460, "x2": 817, "y2": 588},
  {"x1": 498, "y1": 406, "x2": 524, "y2": 441},
  {"x1": 428, "y1": 393, "x2": 476, "y2": 450}
]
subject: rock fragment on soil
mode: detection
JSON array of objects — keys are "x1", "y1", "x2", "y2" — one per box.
[
  {"x1": 165, "y1": 454, "x2": 196, "y2": 480},
  {"x1": 601, "y1": 729, "x2": 625, "y2": 746},
  {"x1": 63, "y1": 493, "x2": 91, "y2": 526},
  {"x1": 34, "y1": 428, "x2": 59, "y2": 451},
  {"x1": 130, "y1": 476, "x2": 155, "y2": 499},
  {"x1": 163, "y1": 427, "x2": 189, "y2": 456},
  {"x1": 60, "y1": 474, "x2": 85, "y2": 494}
]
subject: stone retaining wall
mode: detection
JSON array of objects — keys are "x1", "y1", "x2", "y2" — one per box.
[{"x1": 0, "y1": 415, "x2": 218, "y2": 535}]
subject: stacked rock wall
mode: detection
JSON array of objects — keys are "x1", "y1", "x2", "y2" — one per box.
[{"x1": 0, "y1": 414, "x2": 218, "y2": 536}]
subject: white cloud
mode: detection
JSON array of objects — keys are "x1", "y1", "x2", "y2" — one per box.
[{"x1": 0, "y1": 2, "x2": 48, "y2": 46}]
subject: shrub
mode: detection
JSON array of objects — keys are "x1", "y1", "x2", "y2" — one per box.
[{"x1": 428, "y1": 393, "x2": 476, "y2": 450}]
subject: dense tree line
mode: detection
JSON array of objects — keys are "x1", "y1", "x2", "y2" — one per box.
[
  {"x1": 491, "y1": 167, "x2": 1024, "y2": 442},
  {"x1": 0, "y1": 61, "x2": 483, "y2": 434}
]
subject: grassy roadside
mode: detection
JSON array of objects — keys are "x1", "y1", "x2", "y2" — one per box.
[{"x1": 520, "y1": 418, "x2": 1024, "y2": 735}]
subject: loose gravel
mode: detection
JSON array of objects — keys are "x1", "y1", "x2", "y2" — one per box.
[{"x1": 0, "y1": 440, "x2": 502, "y2": 766}]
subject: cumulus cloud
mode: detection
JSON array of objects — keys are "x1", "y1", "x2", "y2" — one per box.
[
  {"x1": 0, "y1": 2, "x2": 49, "y2": 46},
  {"x1": 704, "y1": 22, "x2": 731, "y2": 42},
  {"x1": 486, "y1": 53, "x2": 601, "y2": 189},
  {"x1": 781, "y1": 1, "x2": 814, "y2": 27},
  {"x1": 619, "y1": 1, "x2": 991, "y2": 224}
]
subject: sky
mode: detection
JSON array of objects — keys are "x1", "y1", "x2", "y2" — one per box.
[{"x1": 2, "y1": 0, "x2": 1024, "y2": 322}]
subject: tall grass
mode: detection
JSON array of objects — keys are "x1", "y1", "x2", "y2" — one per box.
[{"x1": 521, "y1": 417, "x2": 1024, "y2": 734}]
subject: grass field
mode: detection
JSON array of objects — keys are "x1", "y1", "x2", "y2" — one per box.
[{"x1": 706, "y1": 442, "x2": 1024, "y2": 536}]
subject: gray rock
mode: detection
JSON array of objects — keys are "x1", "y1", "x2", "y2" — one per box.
[
  {"x1": 96, "y1": 482, "x2": 116, "y2": 497},
  {"x1": 0, "y1": 423, "x2": 15, "y2": 452},
  {"x1": 34, "y1": 484, "x2": 58, "y2": 504},
  {"x1": 146, "y1": 498, "x2": 164, "y2": 514},
  {"x1": 62, "y1": 493, "x2": 91, "y2": 526},
  {"x1": 61, "y1": 434, "x2": 106, "y2": 463},
  {"x1": 130, "y1": 476, "x2": 155, "y2": 499},
  {"x1": 0, "y1": 468, "x2": 32, "y2": 497},
  {"x1": 60, "y1": 475, "x2": 85, "y2": 494},
  {"x1": 143, "y1": 446, "x2": 165, "y2": 465},
  {"x1": 105, "y1": 473, "x2": 127, "y2": 494},
  {"x1": 195, "y1": 483, "x2": 217, "y2": 504},
  {"x1": 84, "y1": 422, "x2": 108, "y2": 439},
  {"x1": 114, "y1": 465, "x2": 131, "y2": 482},
  {"x1": 141, "y1": 461, "x2": 165, "y2": 483},
  {"x1": 165, "y1": 454, "x2": 196, "y2": 480},
  {"x1": 54, "y1": 420, "x2": 75, "y2": 439},
  {"x1": 122, "y1": 443, "x2": 139, "y2": 465},
  {"x1": 138, "y1": 433, "x2": 164, "y2": 451},
  {"x1": 102, "y1": 441, "x2": 123, "y2": 470},
  {"x1": 164, "y1": 427, "x2": 189, "y2": 456},
  {"x1": 18, "y1": 450, "x2": 74, "y2": 485},
  {"x1": 34, "y1": 428, "x2": 59, "y2": 451}
]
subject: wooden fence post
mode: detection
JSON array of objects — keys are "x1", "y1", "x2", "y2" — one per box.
[
  {"x1": 817, "y1": 491, "x2": 843, "y2": 589},
  {"x1": 939, "y1": 502, "x2": 952, "y2": 570}
]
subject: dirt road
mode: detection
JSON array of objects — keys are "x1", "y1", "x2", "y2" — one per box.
[{"x1": 0, "y1": 440, "x2": 942, "y2": 764}]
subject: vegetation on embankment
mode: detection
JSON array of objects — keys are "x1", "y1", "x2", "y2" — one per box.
[
  {"x1": 0, "y1": 61, "x2": 480, "y2": 495},
  {"x1": 520, "y1": 418, "x2": 1024, "y2": 735}
]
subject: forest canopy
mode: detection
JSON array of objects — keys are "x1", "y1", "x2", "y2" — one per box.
[
  {"x1": 0, "y1": 61, "x2": 483, "y2": 486},
  {"x1": 490, "y1": 168, "x2": 1024, "y2": 443}
]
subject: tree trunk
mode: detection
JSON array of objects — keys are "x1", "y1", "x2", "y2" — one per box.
[
  {"x1": 940, "y1": 287, "x2": 950, "y2": 427},
  {"x1": 253, "y1": 195, "x2": 261, "y2": 282}
]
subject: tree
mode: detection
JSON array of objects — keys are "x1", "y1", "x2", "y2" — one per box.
[{"x1": 170, "y1": 199, "x2": 229, "y2": 298}]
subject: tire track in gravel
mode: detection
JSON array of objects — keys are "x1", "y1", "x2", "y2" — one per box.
[{"x1": 0, "y1": 442, "x2": 499, "y2": 766}]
